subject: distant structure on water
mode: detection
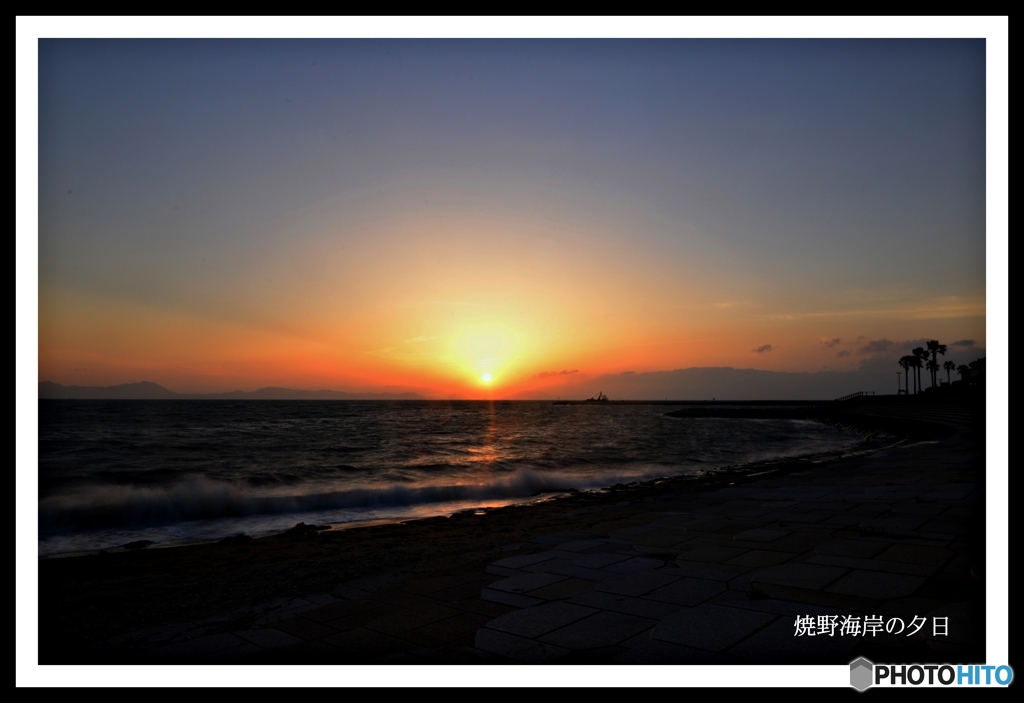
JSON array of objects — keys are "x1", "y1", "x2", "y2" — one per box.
[{"x1": 585, "y1": 391, "x2": 609, "y2": 402}]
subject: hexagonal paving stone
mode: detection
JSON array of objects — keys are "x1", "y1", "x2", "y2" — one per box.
[
  {"x1": 825, "y1": 570, "x2": 926, "y2": 600},
  {"x1": 484, "y1": 601, "x2": 597, "y2": 639},
  {"x1": 733, "y1": 528, "x2": 789, "y2": 542},
  {"x1": 751, "y1": 563, "x2": 849, "y2": 590},
  {"x1": 539, "y1": 611, "x2": 657, "y2": 650},
  {"x1": 650, "y1": 604, "x2": 777, "y2": 652},
  {"x1": 814, "y1": 539, "x2": 891, "y2": 558},
  {"x1": 643, "y1": 577, "x2": 726, "y2": 607},
  {"x1": 474, "y1": 628, "x2": 569, "y2": 663},
  {"x1": 595, "y1": 571, "x2": 679, "y2": 597},
  {"x1": 487, "y1": 572, "x2": 566, "y2": 594}
]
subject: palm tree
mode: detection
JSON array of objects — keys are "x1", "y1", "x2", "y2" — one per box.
[
  {"x1": 912, "y1": 347, "x2": 928, "y2": 394},
  {"x1": 943, "y1": 360, "x2": 956, "y2": 384},
  {"x1": 898, "y1": 355, "x2": 914, "y2": 395},
  {"x1": 909, "y1": 354, "x2": 922, "y2": 394},
  {"x1": 926, "y1": 340, "x2": 948, "y2": 389},
  {"x1": 926, "y1": 358, "x2": 940, "y2": 389},
  {"x1": 958, "y1": 364, "x2": 971, "y2": 382}
]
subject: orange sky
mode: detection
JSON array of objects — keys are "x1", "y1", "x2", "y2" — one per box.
[
  {"x1": 38, "y1": 206, "x2": 985, "y2": 398},
  {"x1": 36, "y1": 39, "x2": 989, "y2": 398}
]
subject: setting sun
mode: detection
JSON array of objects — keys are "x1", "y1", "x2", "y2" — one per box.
[{"x1": 481, "y1": 373, "x2": 492, "y2": 383}]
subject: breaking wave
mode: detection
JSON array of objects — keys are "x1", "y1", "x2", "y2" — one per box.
[{"x1": 39, "y1": 466, "x2": 669, "y2": 533}]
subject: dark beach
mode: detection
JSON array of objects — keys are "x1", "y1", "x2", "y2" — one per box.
[{"x1": 38, "y1": 393, "x2": 986, "y2": 666}]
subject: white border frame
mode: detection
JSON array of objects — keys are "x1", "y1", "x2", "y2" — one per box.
[{"x1": 16, "y1": 16, "x2": 1008, "y2": 688}]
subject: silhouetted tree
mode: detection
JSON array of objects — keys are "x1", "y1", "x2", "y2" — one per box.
[
  {"x1": 958, "y1": 364, "x2": 971, "y2": 382},
  {"x1": 926, "y1": 340, "x2": 948, "y2": 389},
  {"x1": 926, "y1": 358, "x2": 940, "y2": 389},
  {"x1": 899, "y1": 355, "x2": 914, "y2": 395},
  {"x1": 912, "y1": 347, "x2": 928, "y2": 394},
  {"x1": 943, "y1": 360, "x2": 956, "y2": 384},
  {"x1": 911, "y1": 354, "x2": 924, "y2": 394}
]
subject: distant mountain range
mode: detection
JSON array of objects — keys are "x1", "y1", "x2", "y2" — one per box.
[{"x1": 38, "y1": 381, "x2": 424, "y2": 400}]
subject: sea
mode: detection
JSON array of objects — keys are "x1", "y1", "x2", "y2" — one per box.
[{"x1": 38, "y1": 400, "x2": 863, "y2": 557}]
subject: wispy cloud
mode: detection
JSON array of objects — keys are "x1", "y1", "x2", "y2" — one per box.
[
  {"x1": 533, "y1": 369, "x2": 579, "y2": 378},
  {"x1": 821, "y1": 338, "x2": 842, "y2": 348},
  {"x1": 836, "y1": 350, "x2": 851, "y2": 358},
  {"x1": 951, "y1": 339, "x2": 976, "y2": 347},
  {"x1": 765, "y1": 298, "x2": 985, "y2": 322},
  {"x1": 753, "y1": 344, "x2": 773, "y2": 354},
  {"x1": 857, "y1": 339, "x2": 894, "y2": 355}
]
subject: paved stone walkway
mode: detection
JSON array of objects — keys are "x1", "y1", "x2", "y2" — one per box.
[
  {"x1": 473, "y1": 438, "x2": 982, "y2": 663},
  {"x1": 94, "y1": 571, "x2": 516, "y2": 663}
]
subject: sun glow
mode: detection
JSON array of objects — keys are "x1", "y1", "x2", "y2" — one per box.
[{"x1": 452, "y1": 322, "x2": 521, "y2": 386}]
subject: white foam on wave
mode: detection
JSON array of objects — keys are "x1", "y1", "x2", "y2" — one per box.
[{"x1": 39, "y1": 464, "x2": 680, "y2": 535}]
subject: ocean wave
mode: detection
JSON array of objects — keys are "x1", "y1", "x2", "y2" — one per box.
[{"x1": 38, "y1": 467, "x2": 670, "y2": 533}]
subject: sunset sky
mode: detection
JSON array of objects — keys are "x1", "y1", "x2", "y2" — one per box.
[{"x1": 37, "y1": 38, "x2": 989, "y2": 398}]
